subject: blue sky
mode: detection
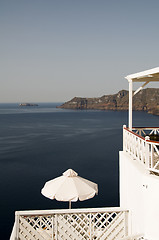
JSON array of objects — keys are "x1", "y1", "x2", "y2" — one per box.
[{"x1": 1, "y1": 0, "x2": 159, "y2": 103}]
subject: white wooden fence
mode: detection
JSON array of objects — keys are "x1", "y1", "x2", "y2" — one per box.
[
  {"x1": 11, "y1": 207, "x2": 129, "y2": 240},
  {"x1": 123, "y1": 126, "x2": 159, "y2": 173}
]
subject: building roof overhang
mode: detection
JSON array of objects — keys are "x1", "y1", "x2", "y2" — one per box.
[
  {"x1": 125, "y1": 66, "x2": 159, "y2": 130},
  {"x1": 125, "y1": 67, "x2": 159, "y2": 82}
]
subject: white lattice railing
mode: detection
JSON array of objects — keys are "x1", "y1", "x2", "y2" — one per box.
[
  {"x1": 123, "y1": 125, "x2": 159, "y2": 173},
  {"x1": 11, "y1": 207, "x2": 129, "y2": 240},
  {"x1": 132, "y1": 127, "x2": 159, "y2": 139}
]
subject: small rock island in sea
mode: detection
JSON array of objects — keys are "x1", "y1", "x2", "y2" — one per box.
[
  {"x1": 19, "y1": 103, "x2": 38, "y2": 106},
  {"x1": 57, "y1": 88, "x2": 159, "y2": 115}
]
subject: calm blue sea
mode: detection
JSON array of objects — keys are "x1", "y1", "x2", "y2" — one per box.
[{"x1": 0, "y1": 103, "x2": 159, "y2": 239}]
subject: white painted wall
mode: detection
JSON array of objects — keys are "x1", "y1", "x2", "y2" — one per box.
[
  {"x1": 143, "y1": 174, "x2": 159, "y2": 240},
  {"x1": 119, "y1": 151, "x2": 159, "y2": 240},
  {"x1": 119, "y1": 151, "x2": 146, "y2": 236}
]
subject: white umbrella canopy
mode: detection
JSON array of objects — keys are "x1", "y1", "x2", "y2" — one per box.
[{"x1": 41, "y1": 169, "x2": 98, "y2": 208}]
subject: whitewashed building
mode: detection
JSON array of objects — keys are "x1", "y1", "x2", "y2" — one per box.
[
  {"x1": 120, "y1": 67, "x2": 159, "y2": 240},
  {"x1": 10, "y1": 67, "x2": 159, "y2": 240}
]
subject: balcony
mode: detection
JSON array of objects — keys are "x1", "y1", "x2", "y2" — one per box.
[
  {"x1": 123, "y1": 126, "x2": 159, "y2": 174},
  {"x1": 11, "y1": 207, "x2": 130, "y2": 240}
]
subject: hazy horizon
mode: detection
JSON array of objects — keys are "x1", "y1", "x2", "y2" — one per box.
[{"x1": 1, "y1": 0, "x2": 159, "y2": 103}]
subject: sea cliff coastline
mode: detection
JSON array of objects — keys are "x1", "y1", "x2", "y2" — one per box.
[{"x1": 57, "y1": 88, "x2": 159, "y2": 115}]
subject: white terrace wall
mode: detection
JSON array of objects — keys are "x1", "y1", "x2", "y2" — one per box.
[
  {"x1": 119, "y1": 151, "x2": 159, "y2": 240},
  {"x1": 119, "y1": 151, "x2": 145, "y2": 236}
]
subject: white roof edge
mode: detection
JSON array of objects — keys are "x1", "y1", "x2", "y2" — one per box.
[{"x1": 125, "y1": 66, "x2": 159, "y2": 81}]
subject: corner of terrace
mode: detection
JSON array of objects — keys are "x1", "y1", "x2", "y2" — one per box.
[
  {"x1": 124, "y1": 67, "x2": 159, "y2": 175},
  {"x1": 123, "y1": 126, "x2": 159, "y2": 174}
]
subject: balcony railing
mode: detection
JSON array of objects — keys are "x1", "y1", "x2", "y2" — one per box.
[
  {"x1": 123, "y1": 126, "x2": 159, "y2": 174},
  {"x1": 11, "y1": 207, "x2": 129, "y2": 240}
]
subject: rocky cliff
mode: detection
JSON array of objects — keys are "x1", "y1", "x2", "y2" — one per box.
[{"x1": 57, "y1": 88, "x2": 159, "y2": 115}]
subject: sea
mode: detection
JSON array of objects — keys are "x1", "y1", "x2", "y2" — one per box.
[{"x1": 0, "y1": 103, "x2": 159, "y2": 240}]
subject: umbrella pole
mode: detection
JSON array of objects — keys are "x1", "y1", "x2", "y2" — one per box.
[{"x1": 69, "y1": 201, "x2": 71, "y2": 209}]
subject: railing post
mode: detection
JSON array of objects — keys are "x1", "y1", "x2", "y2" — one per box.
[
  {"x1": 124, "y1": 211, "x2": 129, "y2": 237},
  {"x1": 150, "y1": 143, "x2": 154, "y2": 169},
  {"x1": 128, "y1": 80, "x2": 133, "y2": 131},
  {"x1": 52, "y1": 215, "x2": 54, "y2": 240},
  {"x1": 15, "y1": 212, "x2": 19, "y2": 240},
  {"x1": 10, "y1": 212, "x2": 19, "y2": 240},
  {"x1": 123, "y1": 125, "x2": 127, "y2": 152},
  {"x1": 89, "y1": 213, "x2": 92, "y2": 240},
  {"x1": 145, "y1": 136, "x2": 150, "y2": 168},
  {"x1": 55, "y1": 214, "x2": 58, "y2": 240}
]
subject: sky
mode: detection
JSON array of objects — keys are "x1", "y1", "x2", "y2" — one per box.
[{"x1": 1, "y1": 0, "x2": 159, "y2": 103}]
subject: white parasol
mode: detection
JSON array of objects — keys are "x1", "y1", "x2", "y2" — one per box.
[{"x1": 41, "y1": 169, "x2": 98, "y2": 208}]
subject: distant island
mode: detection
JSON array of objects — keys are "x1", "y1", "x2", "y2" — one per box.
[
  {"x1": 57, "y1": 88, "x2": 159, "y2": 115},
  {"x1": 19, "y1": 103, "x2": 38, "y2": 106}
]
